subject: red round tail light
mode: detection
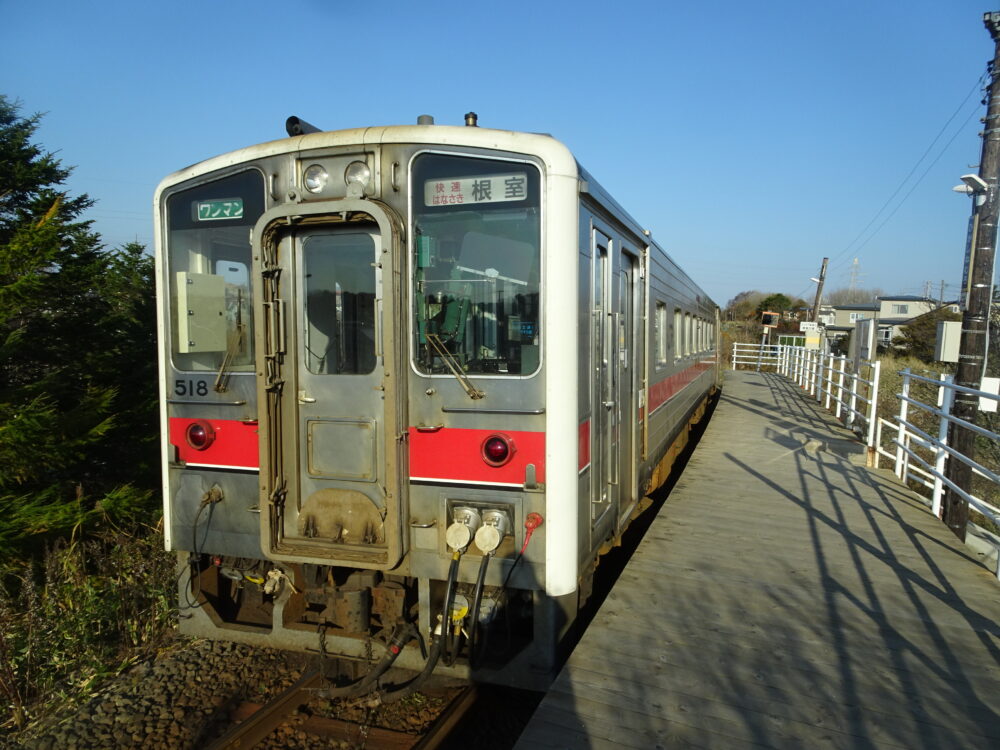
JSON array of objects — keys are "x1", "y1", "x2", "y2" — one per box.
[
  {"x1": 482, "y1": 434, "x2": 515, "y2": 467},
  {"x1": 185, "y1": 420, "x2": 216, "y2": 450}
]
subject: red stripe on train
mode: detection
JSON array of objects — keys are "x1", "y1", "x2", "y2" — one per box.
[
  {"x1": 168, "y1": 418, "x2": 260, "y2": 469},
  {"x1": 647, "y1": 359, "x2": 716, "y2": 415},
  {"x1": 408, "y1": 427, "x2": 545, "y2": 485},
  {"x1": 578, "y1": 420, "x2": 590, "y2": 471}
]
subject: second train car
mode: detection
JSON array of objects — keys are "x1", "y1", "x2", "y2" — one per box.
[{"x1": 154, "y1": 113, "x2": 719, "y2": 691}]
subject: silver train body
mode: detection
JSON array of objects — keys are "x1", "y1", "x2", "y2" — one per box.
[{"x1": 154, "y1": 119, "x2": 719, "y2": 688}]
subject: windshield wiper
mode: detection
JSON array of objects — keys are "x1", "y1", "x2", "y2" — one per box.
[
  {"x1": 214, "y1": 288, "x2": 245, "y2": 393},
  {"x1": 425, "y1": 333, "x2": 484, "y2": 400}
]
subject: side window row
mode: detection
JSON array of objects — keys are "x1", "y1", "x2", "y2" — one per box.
[{"x1": 653, "y1": 301, "x2": 714, "y2": 366}]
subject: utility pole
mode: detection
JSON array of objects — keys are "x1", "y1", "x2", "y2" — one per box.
[
  {"x1": 811, "y1": 257, "x2": 829, "y2": 323},
  {"x1": 943, "y1": 12, "x2": 1000, "y2": 541}
]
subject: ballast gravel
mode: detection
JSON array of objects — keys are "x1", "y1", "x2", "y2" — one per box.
[
  {"x1": 5, "y1": 637, "x2": 538, "y2": 749},
  {"x1": 8, "y1": 639, "x2": 338, "y2": 750}
]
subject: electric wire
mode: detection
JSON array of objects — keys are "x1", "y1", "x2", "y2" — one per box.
[
  {"x1": 178, "y1": 498, "x2": 217, "y2": 611},
  {"x1": 833, "y1": 71, "x2": 988, "y2": 267},
  {"x1": 792, "y1": 70, "x2": 990, "y2": 303}
]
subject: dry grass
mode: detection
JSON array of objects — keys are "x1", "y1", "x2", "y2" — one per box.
[{"x1": 0, "y1": 521, "x2": 175, "y2": 734}]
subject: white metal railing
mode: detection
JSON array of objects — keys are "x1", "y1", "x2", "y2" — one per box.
[
  {"x1": 730, "y1": 342, "x2": 782, "y2": 370},
  {"x1": 875, "y1": 368, "x2": 1000, "y2": 578},
  {"x1": 773, "y1": 345, "x2": 880, "y2": 464},
  {"x1": 730, "y1": 343, "x2": 880, "y2": 461},
  {"x1": 731, "y1": 343, "x2": 1000, "y2": 578}
]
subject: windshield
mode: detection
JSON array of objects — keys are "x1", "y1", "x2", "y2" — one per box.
[
  {"x1": 411, "y1": 153, "x2": 541, "y2": 376},
  {"x1": 165, "y1": 170, "x2": 265, "y2": 373}
]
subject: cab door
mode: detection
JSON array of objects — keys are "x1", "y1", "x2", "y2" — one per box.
[
  {"x1": 295, "y1": 227, "x2": 386, "y2": 543},
  {"x1": 258, "y1": 207, "x2": 405, "y2": 569}
]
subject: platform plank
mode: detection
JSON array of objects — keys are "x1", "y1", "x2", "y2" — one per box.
[{"x1": 515, "y1": 370, "x2": 1000, "y2": 749}]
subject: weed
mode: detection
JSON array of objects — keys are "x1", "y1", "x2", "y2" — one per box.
[{"x1": 0, "y1": 520, "x2": 174, "y2": 734}]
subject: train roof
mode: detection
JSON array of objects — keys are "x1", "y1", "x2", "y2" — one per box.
[
  {"x1": 156, "y1": 122, "x2": 716, "y2": 309},
  {"x1": 159, "y1": 124, "x2": 577, "y2": 191}
]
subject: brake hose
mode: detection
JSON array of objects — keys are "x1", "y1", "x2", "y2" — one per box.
[
  {"x1": 318, "y1": 622, "x2": 415, "y2": 699},
  {"x1": 467, "y1": 551, "x2": 492, "y2": 669},
  {"x1": 378, "y1": 550, "x2": 462, "y2": 703}
]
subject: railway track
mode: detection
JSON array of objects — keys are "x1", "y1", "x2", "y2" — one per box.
[{"x1": 200, "y1": 668, "x2": 477, "y2": 749}]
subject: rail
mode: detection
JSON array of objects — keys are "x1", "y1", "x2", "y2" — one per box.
[
  {"x1": 202, "y1": 668, "x2": 476, "y2": 749},
  {"x1": 875, "y1": 368, "x2": 1000, "y2": 579}
]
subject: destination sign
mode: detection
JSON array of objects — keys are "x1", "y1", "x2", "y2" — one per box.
[
  {"x1": 424, "y1": 173, "x2": 528, "y2": 207},
  {"x1": 196, "y1": 198, "x2": 244, "y2": 221}
]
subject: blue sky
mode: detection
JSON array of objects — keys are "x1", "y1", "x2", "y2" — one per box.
[{"x1": 2, "y1": 0, "x2": 994, "y2": 307}]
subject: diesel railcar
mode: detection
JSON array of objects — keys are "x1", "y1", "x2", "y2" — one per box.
[{"x1": 154, "y1": 113, "x2": 719, "y2": 691}]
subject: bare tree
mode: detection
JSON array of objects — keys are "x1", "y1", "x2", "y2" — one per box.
[{"x1": 824, "y1": 287, "x2": 885, "y2": 305}]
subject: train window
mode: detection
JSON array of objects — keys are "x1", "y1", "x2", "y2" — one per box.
[
  {"x1": 302, "y1": 232, "x2": 377, "y2": 375},
  {"x1": 165, "y1": 170, "x2": 265, "y2": 372},
  {"x1": 685, "y1": 313, "x2": 693, "y2": 356},
  {"x1": 674, "y1": 309, "x2": 682, "y2": 359},
  {"x1": 411, "y1": 153, "x2": 541, "y2": 376},
  {"x1": 655, "y1": 302, "x2": 668, "y2": 364}
]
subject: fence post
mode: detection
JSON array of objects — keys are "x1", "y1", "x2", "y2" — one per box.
[
  {"x1": 866, "y1": 359, "x2": 881, "y2": 468},
  {"x1": 809, "y1": 352, "x2": 821, "y2": 400},
  {"x1": 894, "y1": 369, "x2": 910, "y2": 480},
  {"x1": 847, "y1": 365, "x2": 859, "y2": 431},
  {"x1": 824, "y1": 355, "x2": 833, "y2": 410},
  {"x1": 931, "y1": 375, "x2": 954, "y2": 518},
  {"x1": 835, "y1": 356, "x2": 846, "y2": 421},
  {"x1": 817, "y1": 352, "x2": 825, "y2": 403}
]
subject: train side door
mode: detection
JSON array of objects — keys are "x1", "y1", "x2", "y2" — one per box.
[
  {"x1": 592, "y1": 228, "x2": 640, "y2": 540},
  {"x1": 592, "y1": 229, "x2": 617, "y2": 532},
  {"x1": 616, "y1": 249, "x2": 638, "y2": 528}
]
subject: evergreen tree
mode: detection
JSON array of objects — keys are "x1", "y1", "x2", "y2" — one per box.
[{"x1": 0, "y1": 96, "x2": 157, "y2": 561}]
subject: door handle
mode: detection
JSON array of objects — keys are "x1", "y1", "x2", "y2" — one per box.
[{"x1": 297, "y1": 390, "x2": 316, "y2": 404}]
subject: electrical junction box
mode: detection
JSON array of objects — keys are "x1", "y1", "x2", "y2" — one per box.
[
  {"x1": 176, "y1": 271, "x2": 226, "y2": 353},
  {"x1": 934, "y1": 320, "x2": 961, "y2": 363},
  {"x1": 980, "y1": 377, "x2": 999, "y2": 414}
]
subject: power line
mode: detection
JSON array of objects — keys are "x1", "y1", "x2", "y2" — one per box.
[{"x1": 828, "y1": 71, "x2": 989, "y2": 270}]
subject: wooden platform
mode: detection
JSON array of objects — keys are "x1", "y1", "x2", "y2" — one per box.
[{"x1": 515, "y1": 370, "x2": 1000, "y2": 749}]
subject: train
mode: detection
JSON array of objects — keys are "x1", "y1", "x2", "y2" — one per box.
[{"x1": 154, "y1": 112, "x2": 720, "y2": 693}]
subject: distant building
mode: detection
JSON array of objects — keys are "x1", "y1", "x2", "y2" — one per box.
[
  {"x1": 823, "y1": 303, "x2": 878, "y2": 343},
  {"x1": 821, "y1": 296, "x2": 959, "y2": 351},
  {"x1": 874, "y1": 295, "x2": 960, "y2": 348}
]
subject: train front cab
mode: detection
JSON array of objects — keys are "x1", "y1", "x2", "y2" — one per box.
[
  {"x1": 156, "y1": 130, "x2": 586, "y2": 687},
  {"x1": 155, "y1": 125, "x2": 717, "y2": 690}
]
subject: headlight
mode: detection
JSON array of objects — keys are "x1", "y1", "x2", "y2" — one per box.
[
  {"x1": 344, "y1": 160, "x2": 371, "y2": 189},
  {"x1": 303, "y1": 164, "x2": 328, "y2": 193}
]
